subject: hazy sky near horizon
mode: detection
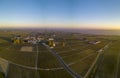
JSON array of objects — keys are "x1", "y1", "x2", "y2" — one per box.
[{"x1": 0, "y1": 0, "x2": 120, "y2": 29}]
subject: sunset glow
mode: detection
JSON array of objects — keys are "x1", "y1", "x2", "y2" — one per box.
[{"x1": 0, "y1": 0, "x2": 120, "y2": 30}]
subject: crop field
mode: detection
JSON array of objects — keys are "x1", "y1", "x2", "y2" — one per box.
[
  {"x1": 54, "y1": 35, "x2": 110, "y2": 77},
  {"x1": 0, "y1": 44, "x2": 37, "y2": 67},
  {"x1": 0, "y1": 31, "x2": 72, "y2": 78},
  {"x1": 37, "y1": 44, "x2": 62, "y2": 68},
  {"x1": 38, "y1": 69, "x2": 73, "y2": 78},
  {"x1": 6, "y1": 64, "x2": 38, "y2": 78},
  {"x1": 6, "y1": 63, "x2": 72, "y2": 78},
  {"x1": 0, "y1": 42, "x2": 71, "y2": 78},
  {"x1": 20, "y1": 46, "x2": 33, "y2": 52},
  {"x1": 0, "y1": 43, "x2": 72, "y2": 78},
  {"x1": 0, "y1": 30, "x2": 115, "y2": 78},
  {"x1": 0, "y1": 72, "x2": 4, "y2": 78},
  {"x1": 93, "y1": 40, "x2": 120, "y2": 78}
]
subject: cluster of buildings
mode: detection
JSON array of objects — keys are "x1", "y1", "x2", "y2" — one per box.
[
  {"x1": 89, "y1": 41, "x2": 101, "y2": 45},
  {"x1": 13, "y1": 35, "x2": 56, "y2": 47},
  {"x1": 13, "y1": 35, "x2": 45, "y2": 44},
  {"x1": 80, "y1": 38, "x2": 101, "y2": 45}
]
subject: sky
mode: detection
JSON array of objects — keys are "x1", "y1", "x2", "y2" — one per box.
[{"x1": 0, "y1": 0, "x2": 120, "y2": 29}]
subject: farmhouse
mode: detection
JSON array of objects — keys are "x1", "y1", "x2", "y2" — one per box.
[{"x1": 89, "y1": 41, "x2": 101, "y2": 45}]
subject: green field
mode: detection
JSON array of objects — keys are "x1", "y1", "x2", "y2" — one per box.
[
  {"x1": 0, "y1": 31, "x2": 73, "y2": 78},
  {"x1": 0, "y1": 44, "x2": 37, "y2": 67},
  {"x1": 0, "y1": 30, "x2": 118, "y2": 78},
  {"x1": 38, "y1": 69, "x2": 73, "y2": 78},
  {"x1": 0, "y1": 72, "x2": 4, "y2": 78},
  {"x1": 93, "y1": 40, "x2": 120, "y2": 78},
  {"x1": 53, "y1": 35, "x2": 109, "y2": 77}
]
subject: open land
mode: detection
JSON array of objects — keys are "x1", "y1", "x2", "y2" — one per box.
[{"x1": 0, "y1": 30, "x2": 120, "y2": 78}]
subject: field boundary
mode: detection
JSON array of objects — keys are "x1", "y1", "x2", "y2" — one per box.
[
  {"x1": 43, "y1": 43, "x2": 82, "y2": 78},
  {"x1": 83, "y1": 42, "x2": 111, "y2": 78},
  {"x1": 115, "y1": 52, "x2": 120, "y2": 78},
  {"x1": 0, "y1": 57, "x2": 64, "y2": 71}
]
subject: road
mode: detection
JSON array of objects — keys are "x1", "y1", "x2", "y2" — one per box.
[
  {"x1": 35, "y1": 45, "x2": 39, "y2": 69},
  {"x1": 42, "y1": 43, "x2": 82, "y2": 78},
  {"x1": 84, "y1": 42, "x2": 111, "y2": 78},
  {"x1": 35, "y1": 45, "x2": 40, "y2": 78},
  {"x1": 84, "y1": 42, "x2": 112, "y2": 78},
  {"x1": 0, "y1": 53, "x2": 64, "y2": 71},
  {"x1": 115, "y1": 52, "x2": 120, "y2": 78}
]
